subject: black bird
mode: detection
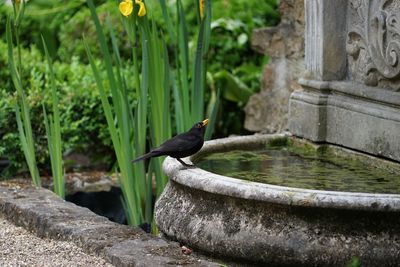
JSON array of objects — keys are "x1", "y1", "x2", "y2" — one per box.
[{"x1": 132, "y1": 119, "x2": 209, "y2": 167}]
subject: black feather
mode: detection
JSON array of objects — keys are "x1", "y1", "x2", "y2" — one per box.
[{"x1": 131, "y1": 120, "x2": 208, "y2": 167}]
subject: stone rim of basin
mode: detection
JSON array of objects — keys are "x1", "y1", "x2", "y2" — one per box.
[{"x1": 162, "y1": 133, "x2": 400, "y2": 212}]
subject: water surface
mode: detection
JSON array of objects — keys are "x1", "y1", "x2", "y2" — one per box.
[{"x1": 197, "y1": 146, "x2": 400, "y2": 194}]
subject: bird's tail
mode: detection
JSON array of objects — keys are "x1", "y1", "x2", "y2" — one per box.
[{"x1": 131, "y1": 151, "x2": 156, "y2": 163}]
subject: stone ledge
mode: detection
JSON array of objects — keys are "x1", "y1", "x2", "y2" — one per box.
[
  {"x1": 289, "y1": 83, "x2": 400, "y2": 161},
  {"x1": 0, "y1": 184, "x2": 219, "y2": 267}
]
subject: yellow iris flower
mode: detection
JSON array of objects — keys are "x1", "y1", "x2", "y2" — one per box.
[{"x1": 119, "y1": 0, "x2": 146, "y2": 17}]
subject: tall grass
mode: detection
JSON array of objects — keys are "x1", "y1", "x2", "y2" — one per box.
[
  {"x1": 42, "y1": 36, "x2": 65, "y2": 199},
  {"x1": 85, "y1": 0, "x2": 215, "y2": 227},
  {"x1": 159, "y1": 0, "x2": 217, "y2": 138},
  {"x1": 6, "y1": 1, "x2": 41, "y2": 187},
  {"x1": 85, "y1": 0, "x2": 149, "y2": 226}
]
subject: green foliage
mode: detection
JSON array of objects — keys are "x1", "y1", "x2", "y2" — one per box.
[
  {"x1": 212, "y1": 0, "x2": 278, "y2": 133},
  {"x1": 213, "y1": 70, "x2": 253, "y2": 103},
  {"x1": 212, "y1": 0, "x2": 279, "y2": 29},
  {"x1": 159, "y1": 0, "x2": 216, "y2": 136},
  {"x1": 7, "y1": 2, "x2": 41, "y2": 187},
  {"x1": 86, "y1": 0, "x2": 150, "y2": 226},
  {"x1": 0, "y1": 0, "x2": 87, "y2": 58},
  {"x1": 0, "y1": 0, "x2": 110, "y2": 60},
  {"x1": 0, "y1": 0, "x2": 280, "y2": 178},
  {"x1": 85, "y1": 0, "x2": 214, "y2": 227},
  {"x1": 0, "y1": 39, "x2": 112, "y2": 177},
  {"x1": 174, "y1": 0, "x2": 279, "y2": 137},
  {"x1": 346, "y1": 257, "x2": 361, "y2": 267},
  {"x1": 58, "y1": 1, "x2": 129, "y2": 63},
  {"x1": 42, "y1": 36, "x2": 65, "y2": 198}
]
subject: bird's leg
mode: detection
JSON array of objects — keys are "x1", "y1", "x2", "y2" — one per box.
[{"x1": 176, "y1": 158, "x2": 195, "y2": 168}]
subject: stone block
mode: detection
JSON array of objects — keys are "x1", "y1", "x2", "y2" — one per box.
[
  {"x1": 290, "y1": 79, "x2": 400, "y2": 161},
  {"x1": 289, "y1": 90, "x2": 327, "y2": 141}
]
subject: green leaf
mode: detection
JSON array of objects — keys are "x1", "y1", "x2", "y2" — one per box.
[
  {"x1": 7, "y1": 16, "x2": 41, "y2": 187},
  {"x1": 205, "y1": 88, "x2": 220, "y2": 140},
  {"x1": 213, "y1": 70, "x2": 253, "y2": 103},
  {"x1": 42, "y1": 35, "x2": 64, "y2": 198},
  {"x1": 191, "y1": 0, "x2": 211, "y2": 121}
]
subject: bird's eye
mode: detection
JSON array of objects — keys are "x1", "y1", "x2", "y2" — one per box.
[{"x1": 196, "y1": 123, "x2": 202, "y2": 128}]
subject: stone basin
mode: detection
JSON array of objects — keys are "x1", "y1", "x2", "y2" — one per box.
[{"x1": 155, "y1": 134, "x2": 400, "y2": 266}]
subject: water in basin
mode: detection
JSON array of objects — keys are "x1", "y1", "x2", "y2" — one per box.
[{"x1": 197, "y1": 140, "x2": 400, "y2": 194}]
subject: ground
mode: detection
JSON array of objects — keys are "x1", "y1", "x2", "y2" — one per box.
[{"x1": 0, "y1": 215, "x2": 112, "y2": 267}]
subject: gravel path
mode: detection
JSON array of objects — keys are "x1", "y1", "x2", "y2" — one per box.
[{"x1": 0, "y1": 216, "x2": 113, "y2": 267}]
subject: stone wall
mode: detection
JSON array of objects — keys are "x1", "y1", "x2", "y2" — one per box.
[{"x1": 244, "y1": 0, "x2": 305, "y2": 133}]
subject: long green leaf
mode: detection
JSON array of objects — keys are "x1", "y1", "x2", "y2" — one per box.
[
  {"x1": 177, "y1": 0, "x2": 191, "y2": 129},
  {"x1": 205, "y1": 88, "x2": 220, "y2": 140},
  {"x1": 191, "y1": 0, "x2": 212, "y2": 121},
  {"x1": 86, "y1": 0, "x2": 147, "y2": 226},
  {"x1": 158, "y1": 0, "x2": 176, "y2": 42},
  {"x1": 7, "y1": 16, "x2": 41, "y2": 187},
  {"x1": 85, "y1": 37, "x2": 141, "y2": 225},
  {"x1": 42, "y1": 36, "x2": 64, "y2": 198}
]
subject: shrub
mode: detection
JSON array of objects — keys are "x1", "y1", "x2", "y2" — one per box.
[
  {"x1": 58, "y1": 1, "x2": 129, "y2": 63},
  {"x1": 0, "y1": 39, "x2": 113, "y2": 177}
]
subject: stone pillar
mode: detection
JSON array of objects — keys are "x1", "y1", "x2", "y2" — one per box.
[
  {"x1": 290, "y1": 0, "x2": 347, "y2": 141},
  {"x1": 289, "y1": 0, "x2": 400, "y2": 162},
  {"x1": 305, "y1": 0, "x2": 347, "y2": 80}
]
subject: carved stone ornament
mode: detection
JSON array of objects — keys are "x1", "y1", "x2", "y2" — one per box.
[{"x1": 347, "y1": 0, "x2": 400, "y2": 90}]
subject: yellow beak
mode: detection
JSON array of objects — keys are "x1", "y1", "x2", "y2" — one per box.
[{"x1": 202, "y1": 118, "x2": 209, "y2": 127}]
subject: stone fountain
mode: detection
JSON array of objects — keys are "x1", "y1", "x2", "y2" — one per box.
[{"x1": 155, "y1": 1, "x2": 400, "y2": 266}]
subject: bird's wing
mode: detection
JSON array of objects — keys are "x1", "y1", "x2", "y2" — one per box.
[{"x1": 153, "y1": 132, "x2": 199, "y2": 154}]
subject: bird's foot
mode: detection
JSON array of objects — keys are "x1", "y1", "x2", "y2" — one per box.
[{"x1": 176, "y1": 158, "x2": 196, "y2": 168}]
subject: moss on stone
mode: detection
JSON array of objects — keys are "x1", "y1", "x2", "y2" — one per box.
[{"x1": 267, "y1": 136, "x2": 290, "y2": 148}]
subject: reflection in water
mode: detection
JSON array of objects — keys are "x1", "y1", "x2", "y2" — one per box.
[{"x1": 197, "y1": 148, "x2": 400, "y2": 194}]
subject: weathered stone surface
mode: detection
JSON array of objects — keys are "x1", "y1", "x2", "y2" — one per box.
[
  {"x1": 63, "y1": 171, "x2": 117, "y2": 194},
  {"x1": 107, "y1": 239, "x2": 207, "y2": 267},
  {"x1": 0, "y1": 184, "x2": 218, "y2": 267},
  {"x1": 304, "y1": 0, "x2": 347, "y2": 80},
  {"x1": 289, "y1": 0, "x2": 400, "y2": 162},
  {"x1": 347, "y1": 0, "x2": 400, "y2": 89},
  {"x1": 290, "y1": 78, "x2": 400, "y2": 162},
  {"x1": 157, "y1": 180, "x2": 400, "y2": 266},
  {"x1": 245, "y1": 0, "x2": 305, "y2": 133},
  {"x1": 155, "y1": 135, "x2": 400, "y2": 266},
  {"x1": 28, "y1": 171, "x2": 118, "y2": 195}
]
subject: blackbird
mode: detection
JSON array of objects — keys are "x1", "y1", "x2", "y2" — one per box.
[{"x1": 131, "y1": 118, "x2": 209, "y2": 167}]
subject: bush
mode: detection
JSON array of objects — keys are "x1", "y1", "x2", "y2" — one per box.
[
  {"x1": 57, "y1": 1, "x2": 129, "y2": 63},
  {"x1": 0, "y1": 39, "x2": 113, "y2": 177},
  {"x1": 0, "y1": 0, "x2": 109, "y2": 60},
  {"x1": 0, "y1": 0, "x2": 83, "y2": 58}
]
